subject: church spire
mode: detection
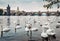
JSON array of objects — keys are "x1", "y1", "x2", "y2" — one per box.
[{"x1": 7, "y1": 4, "x2": 10, "y2": 16}]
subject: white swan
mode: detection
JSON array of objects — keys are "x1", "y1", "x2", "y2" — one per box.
[
  {"x1": 25, "y1": 27, "x2": 29, "y2": 31},
  {"x1": 46, "y1": 28, "x2": 56, "y2": 35},
  {"x1": 31, "y1": 28, "x2": 38, "y2": 31},
  {"x1": 57, "y1": 21, "x2": 60, "y2": 26},
  {"x1": 3, "y1": 28, "x2": 10, "y2": 32},
  {"x1": 44, "y1": 22, "x2": 50, "y2": 25},
  {"x1": 25, "y1": 27, "x2": 38, "y2": 31},
  {"x1": 25, "y1": 23, "x2": 38, "y2": 31},
  {"x1": 42, "y1": 24, "x2": 50, "y2": 29},
  {"x1": 15, "y1": 25, "x2": 22, "y2": 29},
  {"x1": 25, "y1": 23, "x2": 31, "y2": 31},
  {"x1": 41, "y1": 31, "x2": 48, "y2": 38}
]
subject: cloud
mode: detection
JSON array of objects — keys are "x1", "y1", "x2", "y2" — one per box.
[{"x1": 0, "y1": 0, "x2": 58, "y2": 11}]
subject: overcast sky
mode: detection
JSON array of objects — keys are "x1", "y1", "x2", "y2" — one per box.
[{"x1": 0, "y1": 0, "x2": 59, "y2": 11}]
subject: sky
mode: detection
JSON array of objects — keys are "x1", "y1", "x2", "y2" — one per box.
[{"x1": 0, "y1": 0, "x2": 59, "y2": 12}]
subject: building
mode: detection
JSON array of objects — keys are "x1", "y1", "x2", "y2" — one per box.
[
  {"x1": 0, "y1": 9, "x2": 3, "y2": 15},
  {"x1": 7, "y1": 4, "x2": 10, "y2": 16},
  {"x1": 16, "y1": 7, "x2": 20, "y2": 16}
]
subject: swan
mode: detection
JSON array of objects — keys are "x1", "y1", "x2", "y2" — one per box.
[
  {"x1": 3, "y1": 27, "x2": 10, "y2": 32},
  {"x1": 25, "y1": 27, "x2": 30, "y2": 31},
  {"x1": 42, "y1": 24, "x2": 50, "y2": 30},
  {"x1": 25, "y1": 23, "x2": 31, "y2": 31},
  {"x1": 41, "y1": 31, "x2": 48, "y2": 38},
  {"x1": 31, "y1": 28, "x2": 38, "y2": 31},
  {"x1": 25, "y1": 27, "x2": 38, "y2": 32},
  {"x1": 44, "y1": 22, "x2": 50, "y2": 25},
  {"x1": 46, "y1": 28, "x2": 56, "y2": 35},
  {"x1": 25, "y1": 23, "x2": 38, "y2": 31},
  {"x1": 15, "y1": 25, "x2": 22, "y2": 29}
]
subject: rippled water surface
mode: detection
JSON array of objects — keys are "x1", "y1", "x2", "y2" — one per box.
[{"x1": 0, "y1": 16, "x2": 60, "y2": 41}]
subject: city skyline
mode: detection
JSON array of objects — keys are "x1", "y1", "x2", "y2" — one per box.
[{"x1": 0, "y1": 0, "x2": 59, "y2": 12}]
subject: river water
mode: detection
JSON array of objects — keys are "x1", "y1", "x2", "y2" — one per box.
[{"x1": 0, "y1": 16, "x2": 60, "y2": 41}]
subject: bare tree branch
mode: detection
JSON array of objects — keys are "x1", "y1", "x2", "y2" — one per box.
[{"x1": 43, "y1": 0, "x2": 60, "y2": 9}]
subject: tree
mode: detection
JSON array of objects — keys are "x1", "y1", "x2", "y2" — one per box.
[
  {"x1": 0, "y1": 9, "x2": 3, "y2": 15},
  {"x1": 43, "y1": 0, "x2": 60, "y2": 9}
]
